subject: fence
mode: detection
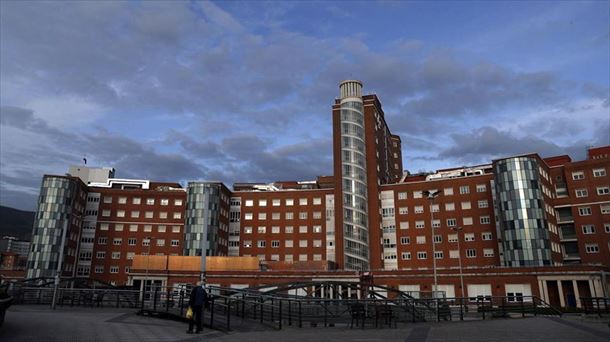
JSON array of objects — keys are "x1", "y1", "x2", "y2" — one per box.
[{"x1": 581, "y1": 297, "x2": 610, "y2": 316}]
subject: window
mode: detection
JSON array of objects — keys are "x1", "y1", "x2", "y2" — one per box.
[
  {"x1": 285, "y1": 226, "x2": 294, "y2": 233},
  {"x1": 131, "y1": 211, "x2": 140, "y2": 218},
  {"x1": 447, "y1": 218, "x2": 457, "y2": 227},
  {"x1": 416, "y1": 236, "x2": 426, "y2": 244},
  {"x1": 478, "y1": 200, "x2": 489, "y2": 208},
  {"x1": 111, "y1": 252, "x2": 120, "y2": 259},
  {"x1": 434, "y1": 235, "x2": 442, "y2": 243},
  {"x1": 257, "y1": 240, "x2": 266, "y2": 248},
  {"x1": 245, "y1": 200, "x2": 253, "y2": 207},
  {"x1": 145, "y1": 211, "x2": 154, "y2": 218},
  {"x1": 156, "y1": 239, "x2": 165, "y2": 246},
  {"x1": 172, "y1": 225, "x2": 180, "y2": 233},
  {"x1": 129, "y1": 224, "x2": 138, "y2": 232},
  {"x1": 117, "y1": 210, "x2": 125, "y2": 218},
  {"x1": 103, "y1": 196, "x2": 112, "y2": 203},
  {"x1": 118, "y1": 197, "x2": 127, "y2": 204},
  {"x1": 271, "y1": 240, "x2": 280, "y2": 248},
  {"x1": 466, "y1": 249, "x2": 476, "y2": 258},
  {"x1": 417, "y1": 251, "x2": 427, "y2": 259},
  {"x1": 299, "y1": 198, "x2": 308, "y2": 205},
  {"x1": 444, "y1": 187, "x2": 453, "y2": 196},
  {"x1": 313, "y1": 211, "x2": 322, "y2": 219},
  {"x1": 173, "y1": 212, "x2": 182, "y2": 219},
  {"x1": 459, "y1": 185, "x2": 470, "y2": 194},
  {"x1": 413, "y1": 191, "x2": 422, "y2": 199},
  {"x1": 299, "y1": 254, "x2": 308, "y2": 261},
  {"x1": 96, "y1": 251, "x2": 105, "y2": 259},
  {"x1": 158, "y1": 225, "x2": 166, "y2": 233},
  {"x1": 585, "y1": 244, "x2": 599, "y2": 253},
  {"x1": 95, "y1": 266, "x2": 104, "y2": 273},
  {"x1": 313, "y1": 225, "x2": 322, "y2": 233},
  {"x1": 299, "y1": 212, "x2": 308, "y2": 219},
  {"x1": 258, "y1": 213, "x2": 267, "y2": 220},
  {"x1": 245, "y1": 213, "x2": 253, "y2": 220},
  {"x1": 481, "y1": 232, "x2": 492, "y2": 240},
  {"x1": 299, "y1": 226, "x2": 308, "y2": 233},
  {"x1": 461, "y1": 201, "x2": 471, "y2": 210},
  {"x1": 285, "y1": 240, "x2": 293, "y2": 248},
  {"x1": 399, "y1": 207, "x2": 408, "y2": 215},
  {"x1": 431, "y1": 204, "x2": 439, "y2": 213},
  {"x1": 415, "y1": 221, "x2": 425, "y2": 229},
  {"x1": 174, "y1": 199, "x2": 183, "y2": 206},
  {"x1": 575, "y1": 189, "x2": 588, "y2": 198},
  {"x1": 243, "y1": 240, "x2": 252, "y2": 248},
  {"x1": 582, "y1": 225, "x2": 595, "y2": 234},
  {"x1": 258, "y1": 226, "x2": 266, "y2": 234},
  {"x1": 414, "y1": 206, "x2": 424, "y2": 214},
  {"x1": 480, "y1": 216, "x2": 491, "y2": 224},
  {"x1": 132, "y1": 197, "x2": 141, "y2": 205},
  {"x1": 605, "y1": 223, "x2": 610, "y2": 233},
  {"x1": 597, "y1": 187, "x2": 610, "y2": 195},
  {"x1": 98, "y1": 237, "x2": 107, "y2": 245},
  {"x1": 434, "y1": 251, "x2": 443, "y2": 259},
  {"x1": 446, "y1": 234, "x2": 458, "y2": 243},
  {"x1": 144, "y1": 225, "x2": 152, "y2": 232},
  {"x1": 285, "y1": 212, "x2": 294, "y2": 220},
  {"x1": 171, "y1": 240, "x2": 179, "y2": 246},
  {"x1": 258, "y1": 199, "x2": 267, "y2": 207},
  {"x1": 578, "y1": 207, "x2": 592, "y2": 216},
  {"x1": 432, "y1": 219, "x2": 441, "y2": 228},
  {"x1": 313, "y1": 197, "x2": 322, "y2": 205},
  {"x1": 572, "y1": 171, "x2": 584, "y2": 180},
  {"x1": 476, "y1": 184, "x2": 486, "y2": 193},
  {"x1": 313, "y1": 240, "x2": 322, "y2": 248},
  {"x1": 101, "y1": 210, "x2": 110, "y2": 217},
  {"x1": 602, "y1": 204, "x2": 610, "y2": 214},
  {"x1": 449, "y1": 250, "x2": 459, "y2": 258},
  {"x1": 400, "y1": 221, "x2": 409, "y2": 229},
  {"x1": 286, "y1": 199, "x2": 294, "y2": 206},
  {"x1": 146, "y1": 198, "x2": 155, "y2": 205},
  {"x1": 464, "y1": 233, "x2": 475, "y2": 241},
  {"x1": 299, "y1": 240, "x2": 308, "y2": 247},
  {"x1": 593, "y1": 168, "x2": 606, "y2": 177},
  {"x1": 244, "y1": 227, "x2": 253, "y2": 234},
  {"x1": 99, "y1": 223, "x2": 109, "y2": 231},
  {"x1": 272, "y1": 226, "x2": 280, "y2": 234},
  {"x1": 483, "y1": 249, "x2": 494, "y2": 257},
  {"x1": 401, "y1": 252, "x2": 411, "y2": 260},
  {"x1": 110, "y1": 266, "x2": 119, "y2": 274},
  {"x1": 160, "y1": 199, "x2": 169, "y2": 206},
  {"x1": 382, "y1": 208, "x2": 395, "y2": 217},
  {"x1": 159, "y1": 212, "x2": 168, "y2": 219},
  {"x1": 142, "y1": 239, "x2": 150, "y2": 246},
  {"x1": 445, "y1": 203, "x2": 455, "y2": 211},
  {"x1": 400, "y1": 237, "x2": 410, "y2": 245},
  {"x1": 128, "y1": 238, "x2": 137, "y2": 245},
  {"x1": 398, "y1": 192, "x2": 408, "y2": 200}
]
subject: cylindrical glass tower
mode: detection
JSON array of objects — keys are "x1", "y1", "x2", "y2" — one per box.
[{"x1": 339, "y1": 80, "x2": 369, "y2": 270}]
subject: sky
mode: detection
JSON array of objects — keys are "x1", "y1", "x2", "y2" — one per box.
[{"x1": 1, "y1": 0, "x2": 609, "y2": 211}]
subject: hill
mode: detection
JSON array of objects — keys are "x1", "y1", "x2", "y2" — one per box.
[{"x1": 0, "y1": 205, "x2": 34, "y2": 240}]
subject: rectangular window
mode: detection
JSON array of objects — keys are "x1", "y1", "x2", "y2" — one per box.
[
  {"x1": 245, "y1": 213, "x2": 253, "y2": 220},
  {"x1": 445, "y1": 203, "x2": 455, "y2": 211},
  {"x1": 118, "y1": 197, "x2": 127, "y2": 204},
  {"x1": 299, "y1": 240, "x2": 308, "y2": 247},
  {"x1": 459, "y1": 185, "x2": 470, "y2": 194},
  {"x1": 299, "y1": 226, "x2": 308, "y2": 233},
  {"x1": 434, "y1": 251, "x2": 443, "y2": 259},
  {"x1": 101, "y1": 210, "x2": 110, "y2": 217},
  {"x1": 244, "y1": 227, "x2": 253, "y2": 234},
  {"x1": 172, "y1": 225, "x2": 180, "y2": 233},
  {"x1": 448, "y1": 234, "x2": 458, "y2": 243},
  {"x1": 582, "y1": 225, "x2": 595, "y2": 234},
  {"x1": 299, "y1": 198, "x2": 308, "y2": 205},
  {"x1": 132, "y1": 197, "x2": 141, "y2": 205},
  {"x1": 478, "y1": 200, "x2": 489, "y2": 208},
  {"x1": 258, "y1": 226, "x2": 266, "y2": 234},
  {"x1": 160, "y1": 199, "x2": 169, "y2": 206},
  {"x1": 461, "y1": 201, "x2": 471, "y2": 210},
  {"x1": 593, "y1": 168, "x2": 606, "y2": 177},
  {"x1": 476, "y1": 184, "x2": 487, "y2": 193},
  {"x1": 400, "y1": 221, "x2": 409, "y2": 229},
  {"x1": 96, "y1": 251, "x2": 105, "y2": 259},
  {"x1": 156, "y1": 239, "x2": 165, "y2": 246},
  {"x1": 415, "y1": 221, "x2": 425, "y2": 229},
  {"x1": 174, "y1": 199, "x2": 183, "y2": 206},
  {"x1": 382, "y1": 208, "x2": 395, "y2": 217},
  {"x1": 243, "y1": 240, "x2": 252, "y2": 248},
  {"x1": 285, "y1": 212, "x2": 294, "y2": 220},
  {"x1": 447, "y1": 218, "x2": 457, "y2": 227},
  {"x1": 597, "y1": 187, "x2": 610, "y2": 195},
  {"x1": 483, "y1": 248, "x2": 494, "y2": 257},
  {"x1": 313, "y1": 225, "x2": 322, "y2": 233},
  {"x1": 578, "y1": 207, "x2": 592, "y2": 216},
  {"x1": 434, "y1": 235, "x2": 442, "y2": 243},
  {"x1": 258, "y1": 199, "x2": 267, "y2": 207},
  {"x1": 481, "y1": 232, "x2": 492, "y2": 240},
  {"x1": 111, "y1": 252, "x2": 120, "y2": 259},
  {"x1": 286, "y1": 199, "x2": 294, "y2": 206},
  {"x1": 258, "y1": 213, "x2": 267, "y2": 220},
  {"x1": 257, "y1": 240, "x2": 265, "y2": 248},
  {"x1": 400, "y1": 237, "x2": 410, "y2": 245},
  {"x1": 270, "y1": 212, "x2": 280, "y2": 220},
  {"x1": 299, "y1": 212, "x2": 307, "y2": 219},
  {"x1": 100, "y1": 223, "x2": 109, "y2": 231},
  {"x1": 602, "y1": 204, "x2": 610, "y2": 214},
  {"x1": 285, "y1": 226, "x2": 294, "y2": 233},
  {"x1": 399, "y1": 207, "x2": 408, "y2": 215},
  {"x1": 272, "y1": 199, "x2": 281, "y2": 206},
  {"x1": 95, "y1": 266, "x2": 104, "y2": 273},
  {"x1": 313, "y1": 240, "x2": 322, "y2": 248},
  {"x1": 98, "y1": 237, "x2": 107, "y2": 245},
  {"x1": 110, "y1": 266, "x2": 119, "y2": 274},
  {"x1": 313, "y1": 197, "x2": 322, "y2": 205},
  {"x1": 401, "y1": 252, "x2": 411, "y2": 260},
  {"x1": 143, "y1": 225, "x2": 152, "y2": 232},
  {"x1": 464, "y1": 233, "x2": 475, "y2": 242},
  {"x1": 480, "y1": 216, "x2": 491, "y2": 224},
  {"x1": 572, "y1": 171, "x2": 584, "y2": 180},
  {"x1": 129, "y1": 224, "x2": 138, "y2": 232},
  {"x1": 417, "y1": 251, "x2": 427, "y2": 259},
  {"x1": 245, "y1": 200, "x2": 253, "y2": 207},
  {"x1": 117, "y1": 210, "x2": 125, "y2": 218},
  {"x1": 272, "y1": 226, "x2": 280, "y2": 234},
  {"x1": 145, "y1": 211, "x2": 154, "y2": 218},
  {"x1": 414, "y1": 206, "x2": 424, "y2": 214},
  {"x1": 171, "y1": 240, "x2": 179, "y2": 246},
  {"x1": 398, "y1": 192, "x2": 408, "y2": 200},
  {"x1": 157, "y1": 225, "x2": 166, "y2": 233},
  {"x1": 449, "y1": 250, "x2": 459, "y2": 258},
  {"x1": 146, "y1": 198, "x2": 155, "y2": 205},
  {"x1": 285, "y1": 240, "x2": 293, "y2": 248},
  {"x1": 159, "y1": 212, "x2": 168, "y2": 219},
  {"x1": 466, "y1": 249, "x2": 476, "y2": 258},
  {"x1": 416, "y1": 236, "x2": 426, "y2": 244},
  {"x1": 173, "y1": 212, "x2": 182, "y2": 219},
  {"x1": 575, "y1": 189, "x2": 588, "y2": 198},
  {"x1": 131, "y1": 211, "x2": 140, "y2": 218},
  {"x1": 444, "y1": 187, "x2": 454, "y2": 196},
  {"x1": 128, "y1": 238, "x2": 136, "y2": 245},
  {"x1": 103, "y1": 196, "x2": 112, "y2": 203},
  {"x1": 142, "y1": 239, "x2": 150, "y2": 246},
  {"x1": 313, "y1": 211, "x2": 322, "y2": 219},
  {"x1": 585, "y1": 244, "x2": 599, "y2": 253},
  {"x1": 432, "y1": 219, "x2": 441, "y2": 228},
  {"x1": 431, "y1": 204, "x2": 439, "y2": 212},
  {"x1": 413, "y1": 191, "x2": 422, "y2": 199}
]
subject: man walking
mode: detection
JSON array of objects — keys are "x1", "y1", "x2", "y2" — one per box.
[{"x1": 187, "y1": 281, "x2": 207, "y2": 334}]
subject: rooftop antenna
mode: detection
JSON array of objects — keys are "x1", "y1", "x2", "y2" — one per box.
[{"x1": 83, "y1": 155, "x2": 87, "y2": 165}]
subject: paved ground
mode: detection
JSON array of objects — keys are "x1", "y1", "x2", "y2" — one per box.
[{"x1": 1, "y1": 305, "x2": 608, "y2": 342}]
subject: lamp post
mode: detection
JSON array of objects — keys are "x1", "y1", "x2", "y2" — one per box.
[
  {"x1": 423, "y1": 190, "x2": 440, "y2": 300},
  {"x1": 51, "y1": 219, "x2": 69, "y2": 310},
  {"x1": 451, "y1": 226, "x2": 465, "y2": 298},
  {"x1": 144, "y1": 236, "x2": 153, "y2": 301}
]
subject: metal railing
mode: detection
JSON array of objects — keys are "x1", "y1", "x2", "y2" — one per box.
[{"x1": 581, "y1": 297, "x2": 610, "y2": 316}]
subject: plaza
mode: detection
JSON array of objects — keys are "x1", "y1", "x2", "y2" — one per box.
[{"x1": 1, "y1": 305, "x2": 608, "y2": 342}]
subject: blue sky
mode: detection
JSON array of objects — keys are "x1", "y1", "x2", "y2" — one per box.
[{"x1": 1, "y1": 0, "x2": 608, "y2": 210}]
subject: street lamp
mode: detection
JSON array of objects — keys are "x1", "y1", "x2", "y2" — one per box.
[
  {"x1": 422, "y1": 190, "x2": 440, "y2": 300},
  {"x1": 451, "y1": 226, "x2": 465, "y2": 298},
  {"x1": 144, "y1": 236, "x2": 153, "y2": 300}
]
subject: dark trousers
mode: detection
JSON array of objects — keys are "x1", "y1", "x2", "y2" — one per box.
[{"x1": 188, "y1": 305, "x2": 203, "y2": 332}]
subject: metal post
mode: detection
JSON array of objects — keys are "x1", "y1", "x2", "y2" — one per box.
[
  {"x1": 454, "y1": 227, "x2": 465, "y2": 298},
  {"x1": 424, "y1": 190, "x2": 440, "y2": 322},
  {"x1": 288, "y1": 299, "x2": 292, "y2": 326},
  {"x1": 299, "y1": 300, "x2": 302, "y2": 328},
  {"x1": 279, "y1": 299, "x2": 283, "y2": 329},
  {"x1": 459, "y1": 297, "x2": 464, "y2": 321},
  {"x1": 521, "y1": 297, "x2": 525, "y2": 317},
  {"x1": 52, "y1": 219, "x2": 69, "y2": 310},
  {"x1": 260, "y1": 297, "x2": 264, "y2": 323},
  {"x1": 227, "y1": 299, "x2": 231, "y2": 331},
  {"x1": 153, "y1": 288, "x2": 158, "y2": 311},
  {"x1": 210, "y1": 297, "x2": 215, "y2": 327}
]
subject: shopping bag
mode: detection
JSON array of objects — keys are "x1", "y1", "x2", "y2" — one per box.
[{"x1": 186, "y1": 306, "x2": 193, "y2": 319}]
